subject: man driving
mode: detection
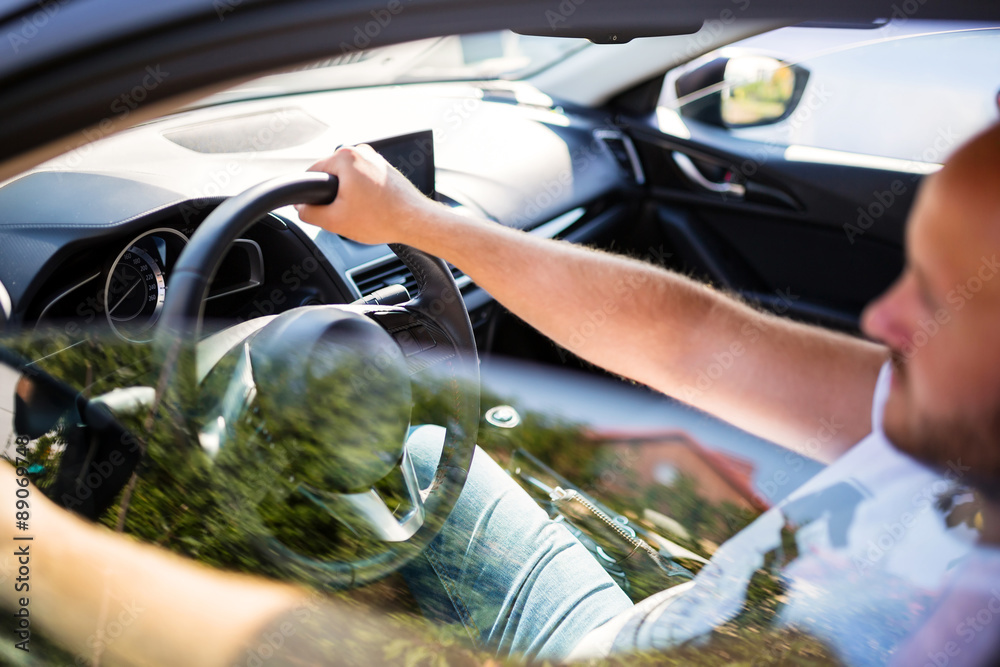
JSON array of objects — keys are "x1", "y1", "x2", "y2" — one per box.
[
  {"x1": 3, "y1": 124, "x2": 998, "y2": 666},
  {"x1": 292, "y1": 121, "x2": 1000, "y2": 665}
]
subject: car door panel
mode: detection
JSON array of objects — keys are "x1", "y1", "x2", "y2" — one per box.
[{"x1": 624, "y1": 119, "x2": 913, "y2": 330}]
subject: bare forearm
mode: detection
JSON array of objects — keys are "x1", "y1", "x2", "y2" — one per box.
[
  {"x1": 0, "y1": 464, "x2": 465, "y2": 666},
  {"x1": 406, "y1": 205, "x2": 886, "y2": 459},
  {"x1": 0, "y1": 466, "x2": 304, "y2": 666},
  {"x1": 408, "y1": 206, "x2": 714, "y2": 387},
  {"x1": 297, "y1": 147, "x2": 886, "y2": 460}
]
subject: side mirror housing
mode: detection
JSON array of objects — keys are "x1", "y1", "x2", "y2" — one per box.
[{"x1": 676, "y1": 55, "x2": 809, "y2": 129}]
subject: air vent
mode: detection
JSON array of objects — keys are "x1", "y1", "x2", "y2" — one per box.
[
  {"x1": 595, "y1": 130, "x2": 646, "y2": 185},
  {"x1": 348, "y1": 256, "x2": 470, "y2": 298}
]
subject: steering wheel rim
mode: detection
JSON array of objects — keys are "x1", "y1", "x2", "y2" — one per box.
[{"x1": 153, "y1": 171, "x2": 479, "y2": 588}]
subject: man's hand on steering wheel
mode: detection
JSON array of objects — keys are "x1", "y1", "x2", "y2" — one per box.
[
  {"x1": 295, "y1": 145, "x2": 444, "y2": 246},
  {"x1": 147, "y1": 153, "x2": 480, "y2": 589}
]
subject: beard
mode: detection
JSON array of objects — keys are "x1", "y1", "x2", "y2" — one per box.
[{"x1": 884, "y1": 352, "x2": 1000, "y2": 501}]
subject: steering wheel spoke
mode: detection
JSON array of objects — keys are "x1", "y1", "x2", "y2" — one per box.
[
  {"x1": 298, "y1": 440, "x2": 429, "y2": 543},
  {"x1": 354, "y1": 305, "x2": 459, "y2": 375}
]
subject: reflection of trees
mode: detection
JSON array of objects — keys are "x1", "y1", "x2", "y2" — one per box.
[
  {"x1": 0, "y1": 331, "x2": 840, "y2": 665},
  {"x1": 635, "y1": 473, "x2": 757, "y2": 555},
  {"x1": 1, "y1": 332, "x2": 418, "y2": 583},
  {"x1": 938, "y1": 484, "x2": 984, "y2": 533},
  {"x1": 615, "y1": 627, "x2": 839, "y2": 666},
  {"x1": 115, "y1": 348, "x2": 427, "y2": 588}
]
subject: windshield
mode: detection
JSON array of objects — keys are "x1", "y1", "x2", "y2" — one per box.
[{"x1": 202, "y1": 31, "x2": 590, "y2": 106}]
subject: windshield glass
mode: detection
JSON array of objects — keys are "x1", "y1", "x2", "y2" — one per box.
[
  {"x1": 202, "y1": 31, "x2": 590, "y2": 105},
  {"x1": 0, "y1": 327, "x2": 990, "y2": 666}
]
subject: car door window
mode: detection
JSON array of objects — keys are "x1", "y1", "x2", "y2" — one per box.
[{"x1": 662, "y1": 24, "x2": 1000, "y2": 166}]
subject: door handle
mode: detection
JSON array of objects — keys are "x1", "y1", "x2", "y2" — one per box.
[{"x1": 671, "y1": 152, "x2": 745, "y2": 198}]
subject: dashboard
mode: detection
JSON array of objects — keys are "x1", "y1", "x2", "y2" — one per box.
[
  {"x1": 78, "y1": 227, "x2": 272, "y2": 342},
  {"x1": 0, "y1": 80, "x2": 643, "y2": 342},
  {"x1": 16, "y1": 198, "x2": 349, "y2": 343}
]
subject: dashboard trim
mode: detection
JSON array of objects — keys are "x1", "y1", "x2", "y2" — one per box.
[
  {"x1": 0, "y1": 279, "x2": 8, "y2": 322},
  {"x1": 528, "y1": 207, "x2": 586, "y2": 239},
  {"x1": 204, "y1": 238, "x2": 265, "y2": 301},
  {"x1": 34, "y1": 271, "x2": 100, "y2": 326},
  {"x1": 594, "y1": 129, "x2": 646, "y2": 185}
]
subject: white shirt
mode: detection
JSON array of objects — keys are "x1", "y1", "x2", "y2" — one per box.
[{"x1": 572, "y1": 363, "x2": 985, "y2": 665}]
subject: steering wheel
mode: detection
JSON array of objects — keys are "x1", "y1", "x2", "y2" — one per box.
[{"x1": 152, "y1": 171, "x2": 479, "y2": 588}]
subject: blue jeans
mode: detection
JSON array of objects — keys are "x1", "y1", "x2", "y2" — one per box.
[{"x1": 402, "y1": 425, "x2": 634, "y2": 662}]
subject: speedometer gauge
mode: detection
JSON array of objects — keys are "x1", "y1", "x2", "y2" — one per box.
[
  {"x1": 107, "y1": 245, "x2": 164, "y2": 332},
  {"x1": 105, "y1": 228, "x2": 188, "y2": 342}
]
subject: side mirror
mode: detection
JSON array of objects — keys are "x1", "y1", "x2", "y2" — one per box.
[
  {"x1": 0, "y1": 342, "x2": 143, "y2": 521},
  {"x1": 675, "y1": 55, "x2": 809, "y2": 129},
  {"x1": 721, "y1": 56, "x2": 806, "y2": 127}
]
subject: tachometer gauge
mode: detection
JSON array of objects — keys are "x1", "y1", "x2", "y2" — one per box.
[{"x1": 105, "y1": 228, "x2": 188, "y2": 342}]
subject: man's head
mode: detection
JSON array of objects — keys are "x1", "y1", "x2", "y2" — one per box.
[{"x1": 862, "y1": 122, "x2": 1000, "y2": 492}]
